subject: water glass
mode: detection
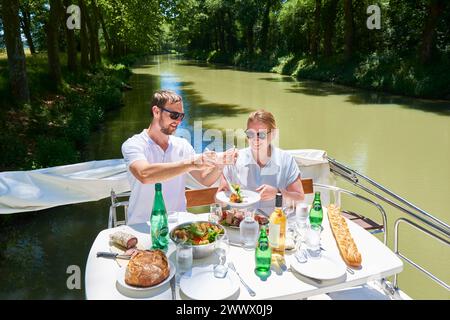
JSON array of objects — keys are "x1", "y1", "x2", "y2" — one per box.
[
  {"x1": 168, "y1": 210, "x2": 179, "y2": 224},
  {"x1": 295, "y1": 202, "x2": 309, "y2": 243},
  {"x1": 176, "y1": 242, "x2": 193, "y2": 276},
  {"x1": 209, "y1": 203, "x2": 222, "y2": 224},
  {"x1": 214, "y1": 234, "x2": 230, "y2": 278},
  {"x1": 305, "y1": 224, "x2": 322, "y2": 258},
  {"x1": 296, "y1": 202, "x2": 309, "y2": 226}
]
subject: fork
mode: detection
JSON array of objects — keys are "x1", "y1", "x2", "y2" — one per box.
[{"x1": 228, "y1": 262, "x2": 256, "y2": 297}]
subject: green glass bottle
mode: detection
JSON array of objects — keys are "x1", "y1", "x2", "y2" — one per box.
[
  {"x1": 150, "y1": 183, "x2": 169, "y2": 252},
  {"x1": 255, "y1": 226, "x2": 272, "y2": 278},
  {"x1": 309, "y1": 191, "x2": 323, "y2": 227}
]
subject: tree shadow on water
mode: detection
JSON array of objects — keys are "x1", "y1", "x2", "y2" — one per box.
[{"x1": 279, "y1": 79, "x2": 450, "y2": 116}]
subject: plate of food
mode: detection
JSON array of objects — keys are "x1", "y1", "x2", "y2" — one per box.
[
  {"x1": 215, "y1": 185, "x2": 261, "y2": 208},
  {"x1": 116, "y1": 250, "x2": 176, "y2": 291},
  {"x1": 170, "y1": 221, "x2": 225, "y2": 259},
  {"x1": 219, "y1": 208, "x2": 269, "y2": 229}
]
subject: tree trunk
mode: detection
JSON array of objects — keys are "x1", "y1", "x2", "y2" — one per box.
[
  {"x1": 343, "y1": 0, "x2": 354, "y2": 61},
  {"x1": 84, "y1": 2, "x2": 101, "y2": 65},
  {"x1": 246, "y1": 25, "x2": 254, "y2": 54},
  {"x1": 79, "y1": 0, "x2": 98, "y2": 65},
  {"x1": 19, "y1": 6, "x2": 36, "y2": 54},
  {"x1": 260, "y1": 0, "x2": 272, "y2": 54},
  {"x1": 79, "y1": 0, "x2": 90, "y2": 69},
  {"x1": 0, "y1": 0, "x2": 30, "y2": 104},
  {"x1": 89, "y1": 2, "x2": 101, "y2": 63},
  {"x1": 46, "y1": 0, "x2": 62, "y2": 88},
  {"x1": 311, "y1": 0, "x2": 321, "y2": 57},
  {"x1": 419, "y1": 0, "x2": 446, "y2": 64},
  {"x1": 323, "y1": 0, "x2": 338, "y2": 57},
  {"x1": 93, "y1": 1, "x2": 112, "y2": 57},
  {"x1": 63, "y1": 0, "x2": 77, "y2": 72}
]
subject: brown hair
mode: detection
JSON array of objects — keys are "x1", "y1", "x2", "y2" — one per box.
[
  {"x1": 247, "y1": 109, "x2": 276, "y2": 130},
  {"x1": 151, "y1": 90, "x2": 182, "y2": 109}
]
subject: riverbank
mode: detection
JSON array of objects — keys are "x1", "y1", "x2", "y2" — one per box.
[
  {"x1": 0, "y1": 53, "x2": 139, "y2": 171},
  {"x1": 185, "y1": 50, "x2": 450, "y2": 101}
]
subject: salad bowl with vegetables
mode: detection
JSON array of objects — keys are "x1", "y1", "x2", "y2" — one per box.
[{"x1": 170, "y1": 221, "x2": 226, "y2": 259}]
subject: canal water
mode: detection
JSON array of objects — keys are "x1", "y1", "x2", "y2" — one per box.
[{"x1": 1, "y1": 54, "x2": 448, "y2": 299}]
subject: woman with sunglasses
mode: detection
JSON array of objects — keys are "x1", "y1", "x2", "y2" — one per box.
[{"x1": 219, "y1": 110, "x2": 305, "y2": 215}]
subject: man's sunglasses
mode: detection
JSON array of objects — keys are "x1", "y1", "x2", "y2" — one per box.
[
  {"x1": 158, "y1": 106, "x2": 185, "y2": 121},
  {"x1": 245, "y1": 129, "x2": 270, "y2": 140}
]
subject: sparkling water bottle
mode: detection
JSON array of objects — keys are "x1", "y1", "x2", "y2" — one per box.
[{"x1": 150, "y1": 183, "x2": 169, "y2": 252}]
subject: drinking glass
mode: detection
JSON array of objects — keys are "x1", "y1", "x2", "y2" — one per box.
[
  {"x1": 214, "y1": 234, "x2": 230, "y2": 278},
  {"x1": 295, "y1": 202, "x2": 309, "y2": 243},
  {"x1": 209, "y1": 203, "x2": 222, "y2": 223},
  {"x1": 176, "y1": 242, "x2": 193, "y2": 277},
  {"x1": 305, "y1": 224, "x2": 322, "y2": 258},
  {"x1": 168, "y1": 210, "x2": 179, "y2": 224}
]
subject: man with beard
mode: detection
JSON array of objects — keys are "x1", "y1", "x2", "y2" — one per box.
[{"x1": 122, "y1": 89, "x2": 234, "y2": 225}]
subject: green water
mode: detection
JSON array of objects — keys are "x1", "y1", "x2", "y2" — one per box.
[{"x1": 1, "y1": 54, "x2": 449, "y2": 299}]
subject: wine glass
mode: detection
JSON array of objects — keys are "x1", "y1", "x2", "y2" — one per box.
[
  {"x1": 214, "y1": 233, "x2": 230, "y2": 278},
  {"x1": 209, "y1": 203, "x2": 222, "y2": 223}
]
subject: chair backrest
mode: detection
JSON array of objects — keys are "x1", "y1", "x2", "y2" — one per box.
[
  {"x1": 185, "y1": 187, "x2": 218, "y2": 208},
  {"x1": 301, "y1": 178, "x2": 314, "y2": 194},
  {"x1": 185, "y1": 178, "x2": 314, "y2": 208},
  {"x1": 109, "y1": 178, "x2": 315, "y2": 227}
]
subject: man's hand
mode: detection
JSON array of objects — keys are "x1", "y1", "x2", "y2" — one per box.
[
  {"x1": 189, "y1": 152, "x2": 216, "y2": 171},
  {"x1": 256, "y1": 184, "x2": 278, "y2": 201}
]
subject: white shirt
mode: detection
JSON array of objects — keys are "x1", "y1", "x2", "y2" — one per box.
[
  {"x1": 224, "y1": 146, "x2": 301, "y2": 214},
  {"x1": 121, "y1": 130, "x2": 195, "y2": 225}
]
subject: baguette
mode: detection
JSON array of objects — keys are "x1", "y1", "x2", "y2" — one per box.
[{"x1": 327, "y1": 204, "x2": 362, "y2": 267}]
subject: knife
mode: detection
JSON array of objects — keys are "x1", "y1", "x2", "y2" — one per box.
[{"x1": 96, "y1": 252, "x2": 131, "y2": 260}]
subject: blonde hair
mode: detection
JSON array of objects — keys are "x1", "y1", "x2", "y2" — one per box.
[{"x1": 247, "y1": 110, "x2": 276, "y2": 130}]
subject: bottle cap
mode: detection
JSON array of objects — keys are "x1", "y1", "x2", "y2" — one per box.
[
  {"x1": 155, "y1": 183, "x2": 162, "y2": 191},
  {"x1": 275, "y1": 193, "x2": 283, "y2": 207}
]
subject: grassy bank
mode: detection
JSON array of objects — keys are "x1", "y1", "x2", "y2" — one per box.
[
  {"x1": 0, "y1": 53, "x2": 139, "y2": 171},
  {"x1": 185, "y1": 50, "x2": 450, "y2": 100}
]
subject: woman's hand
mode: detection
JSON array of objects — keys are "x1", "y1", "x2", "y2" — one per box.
[{"x1": 256, "y1": 184, "x2": 278, "y2": 201}]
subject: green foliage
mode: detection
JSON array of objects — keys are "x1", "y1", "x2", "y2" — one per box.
[
  {"x1": 97, "y1": 0, "x2": 163, "y2": 53},
  {"x1": 34, "y1": 136, "x2": 79, "y2": 168}
]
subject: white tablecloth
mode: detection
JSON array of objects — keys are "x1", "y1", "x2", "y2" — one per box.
[{"x1": 85, "y1": 210, "x2": 402, "y2": 300}]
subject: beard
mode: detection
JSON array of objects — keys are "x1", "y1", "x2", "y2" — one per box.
[{"x1": 159, "y1": 119, "x2": 177, "y2": 135}]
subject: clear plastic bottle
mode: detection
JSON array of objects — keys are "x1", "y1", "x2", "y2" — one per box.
[{"x1": 239, "y1": 210, "x2": 259, "y2": 249}]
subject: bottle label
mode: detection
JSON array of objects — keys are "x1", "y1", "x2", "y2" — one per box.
[
  {"x1": 156, "y1": 226, "x2": 168, "y2": 238},
  {"x1": 268, "y1": 223, "x2": 280, "y2": 248},
  {"x1": 259, "y1": 240, "x2": 269, "y2": 251}
]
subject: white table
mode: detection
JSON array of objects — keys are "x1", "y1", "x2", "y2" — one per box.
[{"x1": 85, "y1": 210, "x2": 403, "y2": 300}]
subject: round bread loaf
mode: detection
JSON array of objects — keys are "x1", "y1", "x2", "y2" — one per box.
[{"x1": 125, "y1": 250, "x2": 170, "y2": 287}]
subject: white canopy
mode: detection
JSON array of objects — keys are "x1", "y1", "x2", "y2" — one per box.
[{"x1": 0, "y1": 149, "x2": 331, "y2": 214}]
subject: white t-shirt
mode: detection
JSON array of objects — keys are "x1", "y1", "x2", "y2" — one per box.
[
  {"x1": 224, "y1": 146, "x2": 301, "y2": 214},
  {"x1": 121, "y1": 130, "x2": 195, "y2": 225}
]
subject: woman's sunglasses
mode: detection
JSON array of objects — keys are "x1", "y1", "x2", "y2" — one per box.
[
  {"x1": 159, "y1": 106, "x2": 185, "y2": 121},
  {"x1": 245, "y1": 129, "x2": 270, "y2": 140}
]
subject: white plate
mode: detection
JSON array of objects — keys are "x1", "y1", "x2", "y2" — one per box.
[
  {"x1": 180, "y1": 265, "x2": 240, "y2": 300},
  {"x1": 290, "y1": 252, "x2": 346, "y2": 280},
  {"x1": 116, "y1": 260, "x2": 176, "y2": 291},
  {"x1": 216, "y1": 190, "x2": 261, "y2": 208}
]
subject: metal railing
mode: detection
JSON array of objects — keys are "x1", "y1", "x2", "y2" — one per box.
[
  {"x1": 394, "y1": 218, "x2": 450, "y2": 291},
  {"x1": 314, "y1": 183, "x2": 387, "y2": 245},
  {"x1": 328, "y1": 156, "x2": 450, "y2": 293}
]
